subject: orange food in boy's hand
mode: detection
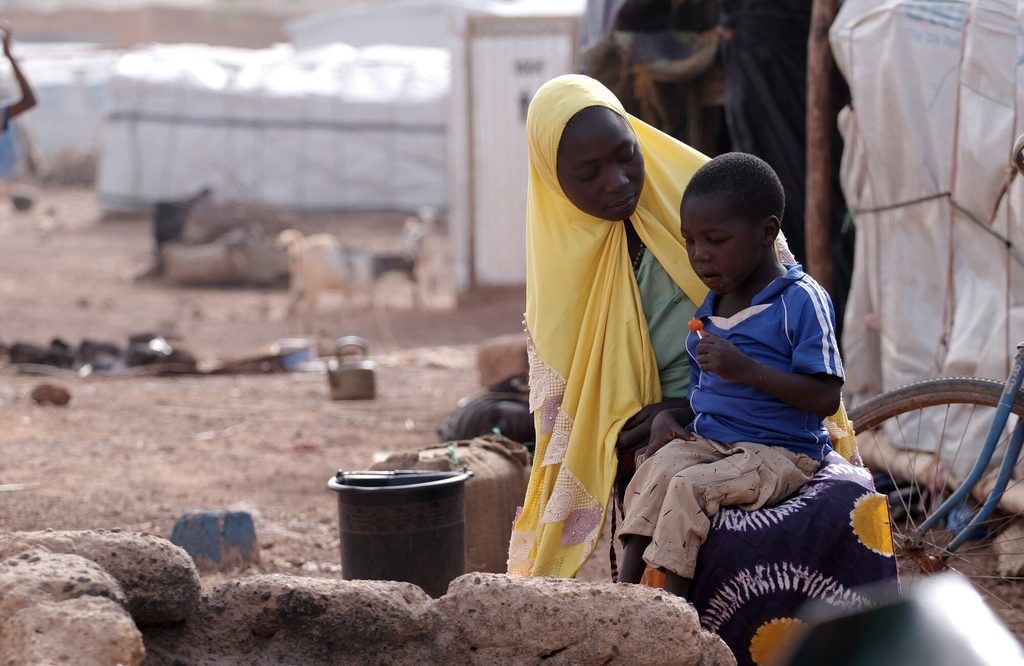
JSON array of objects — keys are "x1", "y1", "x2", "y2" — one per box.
[{"x1": 688, "y1": 317, "x2": 703, "y2": 333}]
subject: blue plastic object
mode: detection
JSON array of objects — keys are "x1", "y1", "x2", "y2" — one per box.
[{"x1": 170, "y1": 510, "x2": 258, "y2": 570}]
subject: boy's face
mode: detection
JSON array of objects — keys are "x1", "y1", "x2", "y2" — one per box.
[
  {"x1": 556, "y1": 107, "x2": 645, "y2": 221},
  {"x1": 680, "y1": 194, "x2": 777, "y2": 296}
]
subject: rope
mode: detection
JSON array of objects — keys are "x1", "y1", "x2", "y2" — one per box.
[
  {"x1": 849, "y1": 191, "x2": 949, "y2": 215},
  {"x1": 609, "y1": 498, "x2": 619, "y2": 583}
]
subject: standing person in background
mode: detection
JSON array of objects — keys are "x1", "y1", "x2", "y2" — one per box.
[{"x1": 0, "y1": 21, "x2": 36, "y2": 184}]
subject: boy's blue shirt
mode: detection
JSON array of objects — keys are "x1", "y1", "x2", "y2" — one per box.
[{"x1": 686, "y1": 264, "x2": 844, "y2": 460}]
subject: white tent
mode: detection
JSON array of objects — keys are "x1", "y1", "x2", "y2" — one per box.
[
  {"x1": 0, "y1": 43, "x2": 120, "y2": 174},
  {"x1": 832, "y1": 0, "x2": 1023, "y2": 469},
  {"x1": 285, "y1": 0, "x2": 582, "y2": 51},
  {"x1": 98, "y1": 42, "x2": 450, "y2": 212},
  {"x1": 285, "y1": 0, "x2": 489, "y2": 50}
]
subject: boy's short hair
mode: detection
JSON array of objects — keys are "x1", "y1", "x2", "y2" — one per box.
[{"x1": 683, "y1": 152, "x2": 785, "y2": 223}]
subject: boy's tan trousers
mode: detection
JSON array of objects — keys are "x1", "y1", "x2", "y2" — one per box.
[{"x1": 619, "y1": 435, "x2": 820, "y2": 579}]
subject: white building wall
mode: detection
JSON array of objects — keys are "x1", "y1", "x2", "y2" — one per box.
[{"x1": 450, "y1": 14, "x2": 578, "y2": 289}]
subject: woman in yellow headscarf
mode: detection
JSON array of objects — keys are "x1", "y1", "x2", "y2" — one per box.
[
  {"x1": 507, "y1": 74, "x2": 709, "y2": 578},
  {"x1": 507, "y1": 74, "x2": 858, "y2": 579}
]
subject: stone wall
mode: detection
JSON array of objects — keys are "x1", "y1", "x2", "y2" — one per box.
[{"x1": 0, "y1": 530, "x2": 736, "y2": 666}]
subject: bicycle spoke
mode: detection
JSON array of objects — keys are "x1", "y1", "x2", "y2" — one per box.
[
  {"x1": 933, "y1": 402, "x2": 961, "y2": 515},
  {"x1": 876, "y1": 436, "x2": 919, "y2": 531},
  {"x1": 1001, "y1": 474, "x2": 1024, "y2": 497},
  {"x1": 945, "y1": 565, "x2": 1024, "y2": 623},
  {"x1": 959, "y1": 573, "x2": 1024, "y2": 581},
  {"x1": 914, "y1": 530, "x2": 1012, "y2": 582},
  {"x1": 891, "y1": 414, "x2": 921, "y2": 532},
  {"x1": 949, "y1": 403, "x2": 976, "y2": 492},
  {"x1": 916, "y1": 405, "x2": 934, "y2": 515}
]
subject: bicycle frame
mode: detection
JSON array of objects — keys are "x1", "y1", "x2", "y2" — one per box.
[
  {"x1": 904, "y1": 136, "x2": 1024, "y2": 552},
  {"x1": 910, "y1": 342, "x2": 1024, "y2": 551}
]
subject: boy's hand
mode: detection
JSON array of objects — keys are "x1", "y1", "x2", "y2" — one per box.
[{"x1": 695, "y1": 332, "x2": 755, "y2": 383}]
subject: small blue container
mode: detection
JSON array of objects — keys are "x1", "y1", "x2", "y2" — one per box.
[{"x1": 170, "y1": 510, "x2": 258, "y2": 570}]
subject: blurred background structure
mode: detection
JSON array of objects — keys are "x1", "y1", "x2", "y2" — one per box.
[
  {"x1": 0, "y1": 0, "x2": 587, "y2": 295},
  {"x1": 1, "y1": 0, "x2": 1022, "y2": 389}
]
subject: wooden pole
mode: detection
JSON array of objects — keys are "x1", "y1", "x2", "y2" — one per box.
[{"x1": 805, "y1": 0, "x2": 836, "y2": 294}]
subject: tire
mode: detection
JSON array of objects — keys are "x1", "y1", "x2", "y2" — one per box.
[{"x1": 849, "y1": 377, "x2": 1024, "y2": 633}]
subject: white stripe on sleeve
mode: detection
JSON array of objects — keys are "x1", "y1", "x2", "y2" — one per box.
[
  {"x1": 804, "y1": 278, "x2": 843, "y2": 375},
  {"x1": 794, "y1": 278, "x2": 839, "y2": 375}
]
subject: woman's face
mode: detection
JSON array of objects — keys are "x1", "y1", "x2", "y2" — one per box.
[{"x1": 555, "y1": 106, "x2": 645, "y2": 221}]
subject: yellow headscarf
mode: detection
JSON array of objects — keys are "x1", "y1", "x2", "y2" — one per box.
[
  {"x1": 508, "y1": 74, "x2": 708, "y2": 578},
  {"x1": 508, "y1": 74, "x2": 859, "y2": 579}
]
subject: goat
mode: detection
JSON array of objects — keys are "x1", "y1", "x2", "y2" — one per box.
[{"x1": 276, "y1": 211, "x2": 436, "y2": 334}]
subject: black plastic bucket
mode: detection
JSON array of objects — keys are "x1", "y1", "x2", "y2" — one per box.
[{"x1": 327, "y1": 468, "x2": 472, "y2": 597}]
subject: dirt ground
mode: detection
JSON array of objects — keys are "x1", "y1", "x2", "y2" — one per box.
[
  {"x1": 3, "y1": 187, "x2": 1022, "y2": 645},
  {"x1": 0, "y1": 186, "x2": 617, "y2": 587}
]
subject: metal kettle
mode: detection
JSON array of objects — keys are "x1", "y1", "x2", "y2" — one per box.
[{"x1": 327, "y1": 336, "x2": 376, "y2": 400}]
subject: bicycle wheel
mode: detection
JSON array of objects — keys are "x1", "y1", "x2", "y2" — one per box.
[{"x1": 850, "y1": 377, "x2": 1024, "y2": 633}]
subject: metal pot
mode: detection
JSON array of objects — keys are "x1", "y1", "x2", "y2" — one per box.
[{"x1": 327, "y1": 336, "x2": 376, "y2": 400}]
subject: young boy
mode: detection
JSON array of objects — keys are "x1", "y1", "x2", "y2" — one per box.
[{"x1": 617, "y1": 152, "x2": 844, "y2": 598}]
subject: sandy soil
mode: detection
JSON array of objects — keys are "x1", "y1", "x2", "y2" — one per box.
[
  {"x1": 2, "y1": 186, "x2": 1021, "y2": 644},
  {"x1": 0, "y1": 186, "x2": 535, "y2": 584}
]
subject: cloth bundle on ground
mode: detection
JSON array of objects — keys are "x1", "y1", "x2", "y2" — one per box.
[
  {"x1": 5, "y1": 334, "x2": 197, "y2": 374},
  {"x1": 437, "y1": 373, "x2": 534, "y2": 447},
  {"x1": 369, "y1": 435, "x2": 531, "y2": 574}
]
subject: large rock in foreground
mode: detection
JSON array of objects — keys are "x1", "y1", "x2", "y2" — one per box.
[
  {"x1": 143, "y1": 575, "x2": 438, "y2": 665},
  {"x1": 437, "y1": 574, "x2": 734, "y2": 665},
  {"x1": 0, "y1": 549, "x2": 144, "y2": 666},
  {"x1": 144, "y1": 573, "x2": 735, "y2": 665},
  {"x1": 0, "y1": 530, "x2": 200, "y2": 624},
  {"x1": 2, "y1": 597, "x2": 145, "y2": 666},
  {"x1": 0, "y1": 530, "x2": 734, "y2": 665}
]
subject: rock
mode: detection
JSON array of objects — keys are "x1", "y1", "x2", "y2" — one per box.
[
  {"x1": 30, "y1": 383, "x2": 71, "y2": 406},
  {"x1": 11, "y1": 192, "x2": 33, "y2": 212},
  {"x1": 142, "y1": 575, "x2": 438, "y2": 665},
  {"x1": 0, "y1": 530, "x2": 200, "y2": 625},
  {"x1": 1, "y1": 597, "x2": 145, "y2": 666},
  {"x1": 476, "y1": 334, "x2": 528, "y2": 390},
  {"x1": 170, "y1": 510, "x2": 259, "y2": 572},
  {"x1": 0, "y1": 550, "x2": 127, "y2": 618},
  {"x1": 436, "y1": 573, "x2": 735, "y2": 665},
  {"x1": 142, "y1": 573, "x2": 735, "y2": 665}
]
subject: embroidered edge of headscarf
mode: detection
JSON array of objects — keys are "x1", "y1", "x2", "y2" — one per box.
[
  {"x1": 526, "y1": 331, "x2": 575, "y2": 466},
  {"x1": 508, "y1": 330, "x2": 604, "y2": 575}
]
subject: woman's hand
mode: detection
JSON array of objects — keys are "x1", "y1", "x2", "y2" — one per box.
[
  {"x1": 615, "y1": 398, "x2": 690, "y2": 473},
  {"x1": 634, "y1": 407, "x2": 695, "y2": 467}
]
